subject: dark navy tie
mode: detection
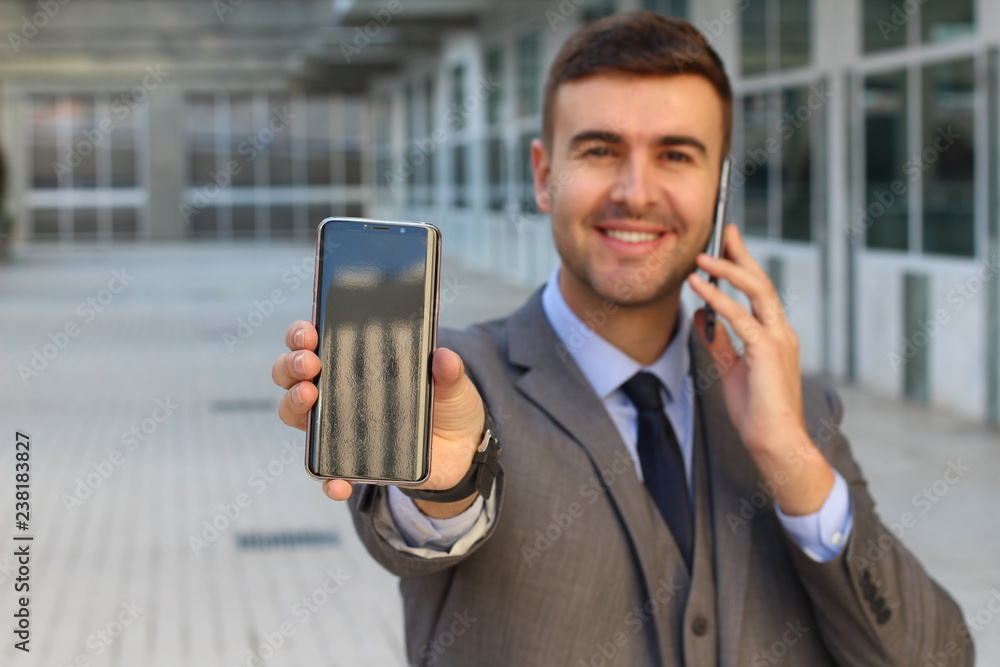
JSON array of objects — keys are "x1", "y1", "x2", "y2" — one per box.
[{"x1": 621, "y1": 371, "x2": 693, "y2": 570}]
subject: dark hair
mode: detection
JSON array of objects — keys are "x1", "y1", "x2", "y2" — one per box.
[{"x1": 541, "y1": 11, "x2": 733, "y2": 155}]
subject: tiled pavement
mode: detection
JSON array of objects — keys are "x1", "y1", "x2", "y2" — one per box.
[{"x1": 0, "y1": 242, "x2": 997, "y2": 666}]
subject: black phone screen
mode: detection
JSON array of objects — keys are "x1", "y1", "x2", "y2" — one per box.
[{"x1": 308, "y1": 218, "x2": 439, "y2": 482}]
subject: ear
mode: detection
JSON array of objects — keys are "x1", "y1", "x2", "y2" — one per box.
[{"x1": 530, "y1": 138, "x2": 553, "y2": 214}]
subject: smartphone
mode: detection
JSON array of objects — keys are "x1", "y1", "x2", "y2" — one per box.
[
  {"x1": 703, "y1": 155, "x2": 732, "y2": 343},
  {"x1": 305, "y1": 217, "x2": 442, "y2": 483}
]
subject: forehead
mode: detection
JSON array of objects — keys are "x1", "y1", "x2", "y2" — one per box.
[{"x1": 551, "y1": 73, "x2": 725, "y2": 150}]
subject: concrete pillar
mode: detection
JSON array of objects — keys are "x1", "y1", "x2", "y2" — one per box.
[{"x1": 145, "y1": 82, "x2": 185, "y2": 240}]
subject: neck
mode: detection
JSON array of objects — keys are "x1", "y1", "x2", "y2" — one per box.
[{"x1": 558, "y1": 268, "x2": 680, "y2": 366}]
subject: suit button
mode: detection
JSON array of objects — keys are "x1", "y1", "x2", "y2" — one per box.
[
  {"x1": 862, "y1": 582, "x2": 876, "y2": 601},
  {"x1": 877, "y1": 608, "x2": 892, "y2": 625},
  {"x1": 871, "y1": 596, "x2": 886, "y2": 613},
  {"x1": 691, "y1": 616, "x2": 709, "y2": 636}
]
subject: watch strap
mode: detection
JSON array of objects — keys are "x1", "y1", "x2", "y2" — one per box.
[{"x1": 399, "y1": 410, "x2": 500, "y2": 503}]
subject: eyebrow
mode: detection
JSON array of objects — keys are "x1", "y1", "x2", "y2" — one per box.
[{"x1": 567, "y1": 130, "x2": 708, "y2": 156}]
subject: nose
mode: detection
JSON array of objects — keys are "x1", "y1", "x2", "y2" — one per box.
[{"x1": 610, "y1": 153, "x2": 656, "y2": 218}]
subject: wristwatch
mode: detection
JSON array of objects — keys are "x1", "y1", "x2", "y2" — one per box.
[{"x1": 399, "y1": 410, "x2": 501, "y2": 503}]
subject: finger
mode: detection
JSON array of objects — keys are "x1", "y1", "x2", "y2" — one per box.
[
  {"x1": 285, "y1": 320, "x2": 318, "y2": 352},
  {"x1": 695, "y1": 253, "x2": 786, "y2": 327},
  {"x1": 721, "y1": 224, "x2": 769, "y2": 280},
  {"x1": 272, "y1": 349, "x2": 322, "y2": 390},
  {"x1": 277, "y1": 381, "x2": 318, "y2": 431},
  {"x1": 688, "y1": 272, "x2": 764, "y2": 345},
  {"x1": 322, "y1": 479, "x2": 353, "y2": 501}
]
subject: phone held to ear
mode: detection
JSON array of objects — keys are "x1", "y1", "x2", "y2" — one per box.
[
  {"x1": 703, "y1": 156, "x2": 732, "y2": 344},
  {"x1": 305, "y1": 217, "x2": 442, "y2": 484}
]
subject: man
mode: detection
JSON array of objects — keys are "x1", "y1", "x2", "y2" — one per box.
[{"x1": 273, "y1": 12, "x2": 973, "y2": 666}]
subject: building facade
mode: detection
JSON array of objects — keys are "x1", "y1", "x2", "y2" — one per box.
[{"x1": 1, "y1": 0, "x2": 998, "y2": 424}]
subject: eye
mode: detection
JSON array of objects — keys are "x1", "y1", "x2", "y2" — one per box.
[
  {"x1": 583, "y1": 145, "x2": 613, "y2": 158},
  {"x1": 663, "y1": 150, "x2": 692, "y2": 162}
]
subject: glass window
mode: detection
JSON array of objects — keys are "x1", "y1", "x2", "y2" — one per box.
[
  {"x1": 485, "y1": 47, "x2": 504, "y2": 127},
  {"x1": 32, "y1": 209, "x2": 59, "y2": 239},
  {"x1": 583, "y1": 0, "x2": 617, "y2": 24},
  {"x1": 73, "y1": 208, "x2": 99, "y2": 240},
  {"x1": 778, "y1": 0, "x2": 810, "y2": 70},
  {"x1": 921, "y1": 0, "x2": 974, "y2": 45},
  {"x1": 781, "y1": 86, "x2": 811, "y2": 241},
  {"x1": 740, "y1": 94, "x2": 770, "y2": 237},
  {"x1": 921, "y1": 58, "x2": 975, "y2": 256},
  {"x1": 516, "y1": 31, "x2": 540, "y2": 119},
  {"x1": 518, "y1": 131, "x2": 537, "y2": 214},
  {"x1": 268, "y1": 93, "x2": 293, "y2": 186},
  {"x1": 741, "y1": 0, "x2": 810, "y2": 75},
  {"x1": 69, "y1": 96, "x2": 98, "y2": 188},
  {"x1": 642, "y1": 0, "x2": 686, "y2": 16},
  {"x1": 423, "y1": 76, "x2": 435, "y2": 135},
  {"x1": 110, "y1": 97, "x2": 137, "y2": 188},
  {"x1": 270, "y1": 204, "x2": 295, "y2": 239},
  {"x1": 229, "y1": 94, "x2": 256, "y2": 187},
  {"x1": 487, "y1": 137, "x2": 507, "y2": 212},
  {"x1": 451, "y1": 64, "x2": 466, "y2": 132},
  {"x1": 111, "y1": 208, "x2": 138, "y2": 240},
  {"x1": 863, "y1": 70, "x2": 909, "y2": 250},
  {"x1": 187, "y1": 95, "x2": 216, "y2": 185},
  {"x1": 741, "y1": 0, "x2": 768, "y2": 76},
  {"x1": 863, "y1": 0, "x2": 909, "y2": 52},
  {"x1": 452, "y1": 144, "x2": 468, "y2": 208},
  {"x1": 31, "y1": 96, "x2": 60, "y2": 189},
  {"x1": 306, "y1": 97, "x2": 332, "y2": 185}
]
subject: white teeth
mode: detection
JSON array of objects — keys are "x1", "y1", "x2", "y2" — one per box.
[{"x1": 604, "y1": 229, "x2": 661, "y2": 243}]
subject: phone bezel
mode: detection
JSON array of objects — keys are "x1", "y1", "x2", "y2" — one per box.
[{"x1": 304, "y1": 216, "x2": 441, "y2": 485}]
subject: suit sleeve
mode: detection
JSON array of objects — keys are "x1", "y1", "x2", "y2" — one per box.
[
  {"x1": 786, "y1": 380, "x2": 974, "y2": 666},
  {"x1": 346, "y1": 468, "x2": 505, "y2": 577}
]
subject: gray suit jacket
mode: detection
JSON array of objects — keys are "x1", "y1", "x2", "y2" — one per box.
[{"x1": 349, "y1": 291, "x2": 973, "y2": 666}]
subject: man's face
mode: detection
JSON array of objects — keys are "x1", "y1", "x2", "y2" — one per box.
[{"x1": 532, "y1": 73, "x2": 726, "y2": 311}]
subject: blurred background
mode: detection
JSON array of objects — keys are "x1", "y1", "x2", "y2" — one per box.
[{"x1": 1, "y1": 0, "x2": 998, "y2": 665}]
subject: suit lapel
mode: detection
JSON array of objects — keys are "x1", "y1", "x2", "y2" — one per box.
[
  {"x1": 689, "y1": 334, "x2": 757, "y2": 667},
  {"x1": 505, "y1": 293, "x2": 689, "y2": 650}
]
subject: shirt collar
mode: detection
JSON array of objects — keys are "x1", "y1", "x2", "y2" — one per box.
[{"x1": 541, "y1": 266, "x2": 691, "y2": 404}]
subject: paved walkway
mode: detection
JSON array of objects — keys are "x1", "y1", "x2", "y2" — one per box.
[{"x1": 0, "y1": 242, "x2": 997, "y2": 666}]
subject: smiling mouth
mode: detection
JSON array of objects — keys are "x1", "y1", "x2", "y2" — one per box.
[{"x1": 600, "y1": 228, "x2": 666, "y2": 244}]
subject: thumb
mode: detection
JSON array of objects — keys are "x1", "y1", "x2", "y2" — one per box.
[
  {"x1": 431, "y1": 347, "x2": 484, "y2": 434},
  {"x1": 432, "y1": 347, "x2": 467, "y2": 402}
]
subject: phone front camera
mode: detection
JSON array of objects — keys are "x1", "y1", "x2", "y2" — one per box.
[{"x1": 400, "y1": 228, "x2": 406, "y2": 233}]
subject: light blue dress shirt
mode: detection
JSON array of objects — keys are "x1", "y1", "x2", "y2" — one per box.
[{"x1": 387, "y1": 268, "x2": 853, "y2": 562}]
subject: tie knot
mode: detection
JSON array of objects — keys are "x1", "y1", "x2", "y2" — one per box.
[{"x1": 621, "y1": 371, "x2": 665, "y2": 412}]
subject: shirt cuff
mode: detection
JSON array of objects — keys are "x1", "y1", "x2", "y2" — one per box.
[
  {"x1": 371, "y1": 484, "x2": 497, "y2": 558},
  {"x1": 775, "y1": 471, "x2": 854, "y2": 563}
]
